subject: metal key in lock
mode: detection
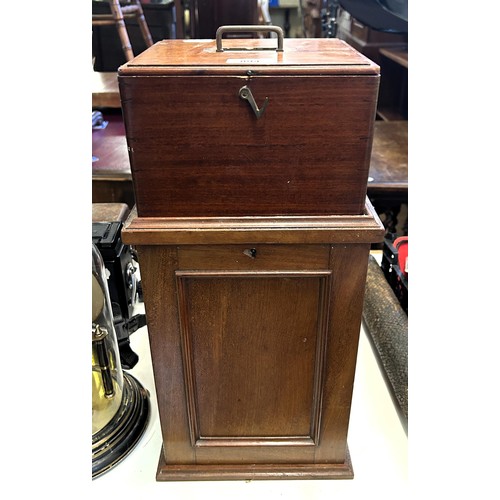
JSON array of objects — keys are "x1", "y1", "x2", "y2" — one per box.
[{"x1": 239, "y1": 86, "x2": 269, "y2": 119}]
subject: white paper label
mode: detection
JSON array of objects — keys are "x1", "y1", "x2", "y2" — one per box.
[{"x1": 226, "y1": 58, "x2": 275, "y2": 64}]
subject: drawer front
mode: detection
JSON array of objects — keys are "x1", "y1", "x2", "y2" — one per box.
[
  {"x1": 177, "y1": 244, "x2": 330, "y2": 270},
  {"x1": 120, "y1": 74, "x2": 379, "y2": 217}
]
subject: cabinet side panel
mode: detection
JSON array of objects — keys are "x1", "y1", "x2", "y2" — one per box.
[
  {"x1": 134, "y1": 245, "x2": 195, "y2": 464},
  {"x1": 315, "y1": 243, "x2": 371, "y2": 463}
]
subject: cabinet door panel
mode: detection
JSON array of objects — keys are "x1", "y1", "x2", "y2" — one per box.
[{"x1": 176, "y1": 270, "x2": 331, "y2": 458}]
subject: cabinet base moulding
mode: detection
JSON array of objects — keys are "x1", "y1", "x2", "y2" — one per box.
[{"x1": 156, "y1": 446, "x2": 354, "y2": 481}]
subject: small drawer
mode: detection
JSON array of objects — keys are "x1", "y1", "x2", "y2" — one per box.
[{"x1": 177, "y1": 244, "x2": 330, "y2": 271}]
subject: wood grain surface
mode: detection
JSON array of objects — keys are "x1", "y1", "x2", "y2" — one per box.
[
  {"x1": 120, "y1": 74, "x2": 379, "y2": 217},
  {"x1": 118, "y1": 38, "x2": 379, "y2": 76},
  {"x1": 118, "y1": 37, "x2": 379, "y2": 217},
  {"x1": 134, "y1": 240, "x2": 371, "y2": 471},
  {"x1": 368, "y1": 120, "x2": 407, "y2": 193}
]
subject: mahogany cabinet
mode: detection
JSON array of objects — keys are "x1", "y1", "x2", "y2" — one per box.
[
  {"x1": 122, "y1": 209, "x2": 384, "y2": 479},
  {"x1": 119, "y1": 32, "x2": 384, "y2": 480}
]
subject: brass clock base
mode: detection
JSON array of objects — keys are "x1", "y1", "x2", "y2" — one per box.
[
  {"x1": 92, "y1": 372, "x2": 150, "y2": 479},
  {"x1": 156, "y1": 446, "x2": 353, "y2": 481}
]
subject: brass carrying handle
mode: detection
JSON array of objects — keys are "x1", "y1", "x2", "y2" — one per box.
[{"x1": 216, "y1": 25, "x2": 284, "y2": 52}]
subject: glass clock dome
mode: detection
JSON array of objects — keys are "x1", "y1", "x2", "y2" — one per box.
[{"x1": 92, "y1": 242, "x2": 149, "y2": 479}]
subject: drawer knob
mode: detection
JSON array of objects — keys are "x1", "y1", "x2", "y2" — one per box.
[{"x1": 243, "y1": 248, "x2": 257, "y2": 259}]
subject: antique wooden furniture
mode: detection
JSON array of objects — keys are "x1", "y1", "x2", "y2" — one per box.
[
  {"x1": 119, "y1": 30, "x2": 384, "y2": 480},
  {"x1": 92, "y1": 0, "x2": 153, "y2": 63},
  {"x1": 336, "y1": 11, "x2": 407, "y2": 66},
  {"x1": 336, "y1": 2, "x2": 407, "y2": 120},
  {"x1": 377, "y1": 46, "x2": 408, "y2": 121},
  {"x1": 118, "y1": 34, "x2": 380, "y2": 217},
  {"x1": 92, "y1": 111, "x2": 135, "y2": 208},
  {"x1": 92, "y1": 71, "x2": 121, "y2": 109},
  {"x1": 93, "y1": 0, "x2": 178, "y2": 72},
  {"x1": 336, "y1": 0, "x2": 408, "y2": 65},
  {"x1": 90, "y1": 101, "x2": 405, "y2": 219},
  {"x1": 367, "y1": 120, "x2": 407, "y2": 235},
  {"x1": 368, "y1": 121, "x2": 408, "y2": 196}
]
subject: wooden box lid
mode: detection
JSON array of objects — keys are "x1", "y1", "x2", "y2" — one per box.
[{"x1": 118, "y1": 37, "x2": 379, "y2": 76}]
